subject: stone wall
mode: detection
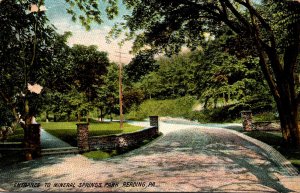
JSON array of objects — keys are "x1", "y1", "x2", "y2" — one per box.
[
  {"x1": 89, "y1": 126, "x2": 159, "y2": 151},
  {"x1": 241, "y1": 111, "x2": 281, "y2": 131},
  {"x1": 252, "y1": 121, "x2": 281, "y2": 131}
]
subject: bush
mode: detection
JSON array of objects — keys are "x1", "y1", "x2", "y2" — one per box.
[
  {"x1": 201, "y1": 97, "x2": 275, "y2": 123},
  {"x1": 126, "y1": 96, "x2": 197, "y2": 120},
  {"x1": 82, "y1": 151, "x2": 115, "y2": 159},
  {"x1": 184, "y1": 101, "x2": 275, "y2": 123},
  {"x1": 0, "y1": 102, "x2": 15, "y2": 126},
  {"x1": 252, "y1": 112, "x2": 278, "y2": 122},
  {"x1": 126, "y1": 95, "x2": 277, "y2": 123}
]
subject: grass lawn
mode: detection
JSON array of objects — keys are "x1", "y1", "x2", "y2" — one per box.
[
  {"x1": 244, "y1": 131, "x2": 300, "y2": 171},
  {"x1": 82, "y1": 150, "x2": 117, "y2": 159},
  {"x1": 41, "y1": 121, "x2": 143, "y2": 146}
]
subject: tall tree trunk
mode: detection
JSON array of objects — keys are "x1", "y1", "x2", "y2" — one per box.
[
  {"x1": 11, "y1": 106, "x2": 20, "y2": 131},
  {"x1": 260, "y1": 59, "x2": 300, "y2": 146},
  {"x1": 46, "y1": 111, "x2": 49, "y2": 122},
  {"x1": 67, "y1": 111, "x2": 71, "y2": 122},
  {"x1": 86, "y1": 110, "x2": 89, "y2": 123},
  {"x1": 20, "y1": 99, "x2": 33, "y2": 128},
  {"x1": 276, "y1": 87, "x2": 300, "y2": 147},
  {"x1": 250, "y1": 16, "x2": 300, "y2": 147},
  {"x1": 213, "y1": 98, "x2": 217, "y2": 109},
  {"x1": 258, "y1": 51, "x2": 300, "y2": 147},
  {"x1": 278, "y1": 106, "x2": 299, "y2": 147},
  {"x1": 203, "y1": 96, "x2": 209, "y2": 110}
]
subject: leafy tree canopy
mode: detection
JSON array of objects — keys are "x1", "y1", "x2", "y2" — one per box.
[
  {"x1": 71, "y1": 44, "x2": 109, "y2": 101},
  {"x1": 0, "y1": 0, "x2": 69, "y2": 127},
  {"x1": 124, "y1": 50, "x2": 158, "y2": 83},
  {"x1": 105, "y1": 0, "x2": 300, "y2": 146}
]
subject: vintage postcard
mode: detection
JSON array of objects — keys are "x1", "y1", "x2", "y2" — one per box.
[{"x1": 0, "y1": 0, "x2": 300, "y2": 192}]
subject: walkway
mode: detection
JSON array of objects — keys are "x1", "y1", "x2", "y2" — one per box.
[
  {"x1": 41, "y1": 129, "x2": 73, "y2": 149},
  {"x1": 0, "y1": 120, "x2": 299, "y2": 192}
]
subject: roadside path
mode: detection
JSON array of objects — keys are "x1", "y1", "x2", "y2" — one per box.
[
  {"x1": 41, "y1": 129, "x2": 73, "y2": 149},
  {"x1": 0, "y1": 120, "x2": 299, "y2": 192}
]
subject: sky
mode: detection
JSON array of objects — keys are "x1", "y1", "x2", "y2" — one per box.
[{"x1": 44, "y1": 0, "x2": 133, "y2": 64}]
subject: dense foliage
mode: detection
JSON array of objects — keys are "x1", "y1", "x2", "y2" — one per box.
[
  {"x1": 108, "y1": 0, "x2": 300, "y2": 146},
  {"x1": 0, "y1": 0, "x2": 64, "y2": 128},
  {"x1": 126, "y1": 96, "x2": 196, "y2": 121},
  {"x1": 1, "y1": 0, "x2": 299, "y2": 148},
  {"x1": 0, "y1": 0, "x2": 118, "y2": 127}
]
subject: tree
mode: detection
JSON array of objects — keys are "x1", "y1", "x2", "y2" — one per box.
[
  {"x1": 123, "y1": 88, "x2": 145, "y2": 114},
  {"x1": 0, "y1": 0, "x2": 66, "y2": 130},
  {"x1": 94, "y1": 63, "x2": 119, "y2": 121},
  {"x1": 70, "y1": 45, "x2": 109, "y2": 122},
  {"x1": 133, "y1": 53, "x2": 198, "y2": 100},
  {"x1": 45, "y1": 31, "x2": 74, "y2": 92},
  {"x1": 0, "y1": 100, "x2": 15, "y2": 127},
  {"x1": 124, "y1": 50, "x2": 159, "y2": 83},
  {"x1": 41, "y1": 89, "x2": 88, "y2": 122},
  {"x1": 156, "y1": 53, "x2": 198, "y2": 98},
  {"x1": 137, "y1": 72, "x2": 161, "y2": 99},
  {"x1": 101, "y1": 0, "x2": 299, "y2": 147},
  {"x1": 192, "y1": 30, "x2": 273, "y2": 112}
]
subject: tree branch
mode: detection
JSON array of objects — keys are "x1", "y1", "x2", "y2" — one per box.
[
  {"x1": 220, "y1": 1, "x2": 228, "y2": 17},
  {"x1": 235, "y1": 0, "x2": 277, "y2": 48},
  {"x1": 258, "y1": 52, "x2": 280, "y2": 101},
  {"x1": 0, "y1": 91, "x2": 9, "y2": 103},
  {"x1": 176, "y1": 0, "x2": 245, "y2": 34},
  {"x1": 222, "y1": 0, "x2": 252, "y2": 32},
  {"x1": 284, "y1": 22, "x2": 300, "y2": 78}
]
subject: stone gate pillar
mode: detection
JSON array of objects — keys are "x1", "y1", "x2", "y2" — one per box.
[
  {"x1": 149, "y1": 115, "x2": 159, "y2": 134},
  {"x1": 77, "y1": 123, "x2": 89, "y2": 152},
  {"x1": 241, "y1": 110, "x2": 253, "y2": 131},
  {"x1": 24, "y1": 124, "x2": 41, "y2": 160}
]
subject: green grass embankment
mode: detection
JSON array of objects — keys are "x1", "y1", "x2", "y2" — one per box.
[
  {"x1": 126, "y1": 96, "x2": 197, "y2": 120},
  {"x1": 41, "y1": 121, "x2": 143, "y2": 146}
]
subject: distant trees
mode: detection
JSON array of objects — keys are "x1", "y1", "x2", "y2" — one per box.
[
  {"x1": 41, "y1": 45, "x2": 114, "y2": 123},
  {"x1": 132, "y1": 53, "x2": 197, "y2": 99},
  {"x1": 70, "y1": 45, "x2": 110, "y2": 122},
  {"x1": 94, "y1": 63, "x2": 119, "y2": 121},
  {"x1": 193, "y1": 31, "x2": 273, "y2": 112},
  {"x1": 124, "y1": 50, "x2": 159, "y2": 83},
  {"x1": 111, "y1": 0, "x2": 300, "y2": 147},
  {"x1": 127, "y1": 45, "x2": 272, "y2": 112}
]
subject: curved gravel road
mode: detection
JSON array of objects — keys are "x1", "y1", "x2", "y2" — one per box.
[{"x1": 0, "y1": 120, "x2": 298, "y2": 192}]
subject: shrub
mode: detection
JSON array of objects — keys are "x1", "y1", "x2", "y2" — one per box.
[
  {"x1": 252, "y1": 112, "x2": 278, "y2": 122},
  {"x1": 0, "y1": 102, "x2": 15, "y2": 127},
  {"x1": 126, "y1": 96, "x2": 197, "y2": 120},
  {"x1": 126, "y1": 95, "x2": 276, "y2": 123}
]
